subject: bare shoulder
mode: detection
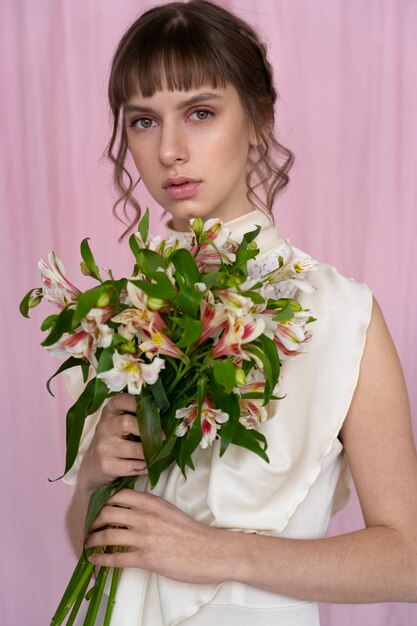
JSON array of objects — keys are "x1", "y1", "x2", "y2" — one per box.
[{"x1": 340, "y1": 296, "x2": 417, "y2": 536}]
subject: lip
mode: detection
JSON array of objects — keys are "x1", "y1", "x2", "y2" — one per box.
[{"x1": 162, "y1": 176, "x2": 202, "y2": 200}]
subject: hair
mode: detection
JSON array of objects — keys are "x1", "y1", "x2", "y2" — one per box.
[{"x1": 105, "y1": 0, "x2": 294, "y2": 236}]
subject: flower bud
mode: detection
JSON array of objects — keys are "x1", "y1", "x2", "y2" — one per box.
[
  {"x1": 97, "y1": 292, "x2": 110, "y2": 307},
  {"x1": 28, "y1": 295, "x2": 42, "y2": 308},
  {"x1": 147, "y1": 297, "x2": 166, "y2": 311},
  {"x1": 247, "y1": 241, "x2": 258, "y2": 251},
  {"x1": 80, "y1": 261, "x2": 94, "y2": 277},
  {"x1": 190, "y1": 217, "x2": 204, "y2": 237},
  {"x1": 119, "y1": 340, "x2": 136, "y2": 354},
  {"x1": 235, "y1": 367, "x2": 247, "y2": 386}
]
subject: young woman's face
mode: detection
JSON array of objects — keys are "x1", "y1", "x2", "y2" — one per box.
[{"x1": 124, "y1": 84, "x2": 256, "y2": 230}]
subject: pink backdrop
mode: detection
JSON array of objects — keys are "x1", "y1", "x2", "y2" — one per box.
[{"x1": 1, "y1": 1, "x2": 416, "y2": 624}]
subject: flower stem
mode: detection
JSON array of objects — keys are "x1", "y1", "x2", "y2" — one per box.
[
  {"x1": 65, "y1": 570, "x2": 91, "y2": 626},
  {"x1": 83, "y1": 565, "x2": 110, "y2": 626},
  {"x1": 50, "y1": 560, "x2": 95, "y2": 625},
  {"x1": 103, "y1": 567, "x2": 120, "y2": 626}
]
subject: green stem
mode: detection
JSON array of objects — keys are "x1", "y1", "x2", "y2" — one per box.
[
  {"x1": 167, "y1": 365, "x2": 187, "y2": 394},
  {"x1": 83, "y1": 565, "x2": 110, "y2": 626},
  {"x1": 65, "y1": 570, "x2": 91, "y2": 626},
  {"x1": 51, "y1": 551, "x2": 88, "y2": 621},
  {"x1": 50, "y1": 561, "x2": 95, "y2": 625},
  {"x1": 103, "y1": 567, "x2": 120, "y2": 626}
]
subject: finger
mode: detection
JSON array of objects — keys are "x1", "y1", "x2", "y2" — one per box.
[
  {"x1": 117, "y1": 440, "x2": 144, "y2": 461},
  {"x1": 89, "y1": 550, "x2": 140, "y2": 569},
  {"x1": 89, "y1": 504, "x2": 140, "y2": 530},
  {"x1": 97, "y1": 459, "x2": 148, "y2": 481},
  {"x1": 85, "y1": 527, "x2": 134, "y2": 550},
  {"x1": 109, "y1": 393, "x2": 137, "y2": 414},
  {"x1": 107, "y1": 488, "x2": 158, "y2": 510}
]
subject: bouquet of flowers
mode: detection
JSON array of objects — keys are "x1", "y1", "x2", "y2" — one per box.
[{"x1": 20, "y1": 210, "x2": 317, "y2": 625}]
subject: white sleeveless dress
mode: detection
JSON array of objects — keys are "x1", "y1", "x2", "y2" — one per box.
[{"x1": 64, "y1": 208, "x2": 372, "y2": 625}]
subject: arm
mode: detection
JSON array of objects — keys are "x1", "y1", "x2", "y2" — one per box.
[
  {"x1": 65, "y1": 393, "x2": 147, "y2": 554},
  {"x1": 86, "y1": 297, "x2": 417, "y2": 602}
]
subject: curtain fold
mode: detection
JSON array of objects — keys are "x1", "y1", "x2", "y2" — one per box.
[{"x1": 1, "y1": 1, "x2": 416, "y2": 624}]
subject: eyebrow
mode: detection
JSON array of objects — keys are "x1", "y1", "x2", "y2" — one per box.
[{"x1": 123, "y1": 92, "x2": 223, "y2": 115}]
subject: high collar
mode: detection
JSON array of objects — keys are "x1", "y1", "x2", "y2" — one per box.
[{"x1": 164, "y1": 208, "x2": 283, "y2": 258}]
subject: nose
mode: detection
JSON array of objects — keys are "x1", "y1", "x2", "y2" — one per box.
[{"x1": 158, "y1": 121, "x2": 189, "y2": 167}]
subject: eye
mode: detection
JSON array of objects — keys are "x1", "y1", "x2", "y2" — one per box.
[
  {"x1": 189, "y1": 109, "x2": 213, "y2": 121},
  {"x1": 129, "y1": 117, "x2": 156, "y2": 130}
]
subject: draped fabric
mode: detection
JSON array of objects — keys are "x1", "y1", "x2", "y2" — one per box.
[{"x1": 1, "y1": 1, "x2": 416, "y2": 625}]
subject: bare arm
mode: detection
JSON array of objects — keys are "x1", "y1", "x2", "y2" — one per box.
[{"x1": 86, "y1": 297, "x2": 417, "y2": 603}]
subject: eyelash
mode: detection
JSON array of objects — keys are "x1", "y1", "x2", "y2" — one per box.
[{"x1": 128, "y1": 108, "x2": 214, "y2": 129}]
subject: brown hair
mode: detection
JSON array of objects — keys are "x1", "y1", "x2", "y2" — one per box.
[{"x1": 105, "y1": 0, "x2": 294, "y2": 236}]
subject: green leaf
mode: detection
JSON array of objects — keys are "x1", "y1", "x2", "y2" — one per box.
[
  {"x1": 170, "y1": 248, "x2": 200, "y2": 287},
  {"x1": 148, "y1": 377, "x2": 170, "y2": 412},
  {"x1": 46, "y1": 356, "x2": 84, "y2": 397},
  {"x1": 234, "y1": 248, "x2": 259, "y2": 268},
  {"x1": 213, "y1": 360, "x2": 237, "y2": 393},
  {"x1": 129, "y1": 233, "x2": 143, "y2": 267},
  {"x1": 177, "y1": 285, "x2": 204, "y2": 318},
  {"x1": 41, "y1": 306, "x2": 74, "y2": 347},
  {"x1": 138, "y1": 207, "x2": 150, "y2": 242},
  {"x1": 80, "y1": 238, "x2": 102, "y2": 282},
  {"x1": 176, "y1": 317, "x2": 202, "y2": 347},
  {"x1": 71, "y1": 286, "x2": 104, "y2": 328},
  {"x1": 209, "y1": 379, "x2": 240, "y2": 457},
  {"x1": 178, "y1": 376, "x2": 206, "y2": 473},
  {"x1": 231, "y1": 422, "x2": 269, "y2": 463},
  {"x1": 138, "y1": 249, "x2": 166, "y2": 273},
  {"x1": 272, "y1": 304, "x2": 295, "y2": 323},
  {"x1": 258, "y1": 334, "x2": 280, "y2": 391},
  {"x1": 83, "y1": 475, "x2": 137, "y2": 534},
  {"x1": 136, "y1": 391, "x2": 163, "y2": 488},
  {"x1": 41, "y1": 314, "x2": 59, "y2": 331},
  {"x1": 81, "y1": 361, "x2": 90, "y2": 383},
  {"x1": 148, "y1": 435, "x2": 177, "y2": 467},
  {"x1": 89, "y1": 378, "x2": 109, "y2": 415},
  {"x1": 64, "y1": 379, "x2": 97, "y2": 477},
  {"x1": 84, "y1": 484, "x2": 113, "y2": 534},
  {"x1": 132, "y1": 274, "x2": 176, "y2": 300},
  {"x1": 19, "y1": 288, "x2": 42, "y2": 318}
]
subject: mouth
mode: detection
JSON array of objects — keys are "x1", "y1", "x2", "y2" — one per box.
[{"x1": 162, "y1": 177, "x2": 202, "y2": 200}]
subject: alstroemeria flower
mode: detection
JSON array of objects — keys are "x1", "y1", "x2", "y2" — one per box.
[
  {"x1": 139, "y1": 321, "x2": 184, "y2": 360},
  {"x1": 239, "y1": 398, "x2": 268, "y2": 429},
  {"x1": 112, "y1": 282, "x2": 165, "y2": 339},
  {"x1": 46, "y1": 306, "x2": 114, "y2": 367},
  {"x1": 212, "y1": 313, "x2": 265, "y2": 359},
  {"x1": 38, "y1": 252, "x2": 81, "y2": 307},
  {"x1": 273, "y1": 310, "x2": 313, "y2": 358},
  {"x1": 97, "y1": 352, "x2": 165, "y2": 395},
  {"x1": 215, "y1": 288, "x2": 254, "y2": 318},
  {"x1": 47, "y1": 329, "x2": 97, "y2": 365},
  {"x1": 189, "y1": 219, "x2": 238, "y2": 270},
  {"x1": 265, "y1": 241, "x2": 318, "y2": 293},
  {"x1": 134, "y1": 232, "x2": 181, "y2": 258},
  {"x1": 175, "y1": 397, "x2": 229, "y2": 448},
  {"x1": 198, "y1": 290, "x2": 228, "y2": 344}
]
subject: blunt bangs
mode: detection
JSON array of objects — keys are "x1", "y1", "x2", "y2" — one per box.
[{"x1": 111, "y1": 19, "x2": 231, "y2": 106}]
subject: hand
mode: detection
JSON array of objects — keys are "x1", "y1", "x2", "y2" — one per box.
[
  {"x1": 85, "y1": 489, "x2": 233, "y2": 585},
  {"x1": 78, "y1": 394, "x2": 147, "y2": 493}
]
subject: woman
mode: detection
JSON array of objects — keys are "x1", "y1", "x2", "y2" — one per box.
[{"x1": 64, "y1": 1, "x2": 417, "y2": 624}]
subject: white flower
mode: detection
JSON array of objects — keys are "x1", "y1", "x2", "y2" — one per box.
[
  {"x1": 38, "y1": 252, "x2": 81, "y2": 307},
  {"x1": 266, "y1": 241, "x2": 318, "y2": 293},
  {"x1": 175, "y1": 397, "x2": 229, "y2": 448},
  {"x1": 97, "y1": 352, "x2": 165, "y2": 395}
]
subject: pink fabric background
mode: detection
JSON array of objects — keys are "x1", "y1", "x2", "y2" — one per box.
[{"x1": 1, "y1": 0, "x2": 416, "y2": 624}]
